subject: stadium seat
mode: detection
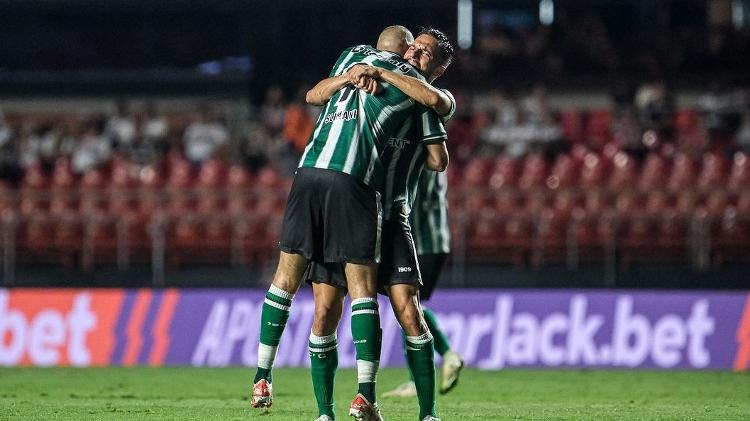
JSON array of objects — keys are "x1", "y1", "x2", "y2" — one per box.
[
  {"x1": 81, "y1": 213, "x2": 120, "y2": 269},
  {"x1": 532, "y1": 207, "x2": 570, "y2": 267},
  {"x1": 583, "y1": 190, "x2": 611, "y2": 214},
  {"x1": 168, "y1": 214, "x2": 233, "y2": 267},
  {"x1": 569, "y1": 208, "x2": 615, "y2": 265},
  {"x1": 579, "y1": 152, "x2": 607, "y2": 188},
  {"x1": 644, "y1": 191, "x2": 673, "y2": 214},
  {"x1": 197, "y1": 157, "x2": 227, "y2": 188},
  {"x1": 488, "y1": 156, "x2": 520, "y2": 189},
  {"x1": 462, "y1": 157, "x2": 491, "y2": 188},
  {"x1": 697, "y1": 152, "x2": 728, "y2": 189},
  {"x1": 234, "y1": 214, "x2": 283, "y2": 265},
  {"x1": 546, "y1": 154, "x2": 578, "y2": 189},
  {"x1": 20, "y1": 161, "x2": 49, "y2": 215},
  {"x1": 585, "y1": 108, "x2": 613, "y2": 150},
  {"x1": 608, "y1": 152, "x2": 638, "y2": 190},
  {"x1": 518, "y1": 153, "x2": 548, "y2": 190},
  {"x1": 466, "y1": 210, "x2": 531, "y2": 267},
  {"x1": 728, "y1": 152, "x2": 750, "y2": 190},
  {"x1": 667, "y1": 153, "x2": 697, "y2": 191},
  {"x1": 710, "y1": 208, "x2": 750, "y2": 266},
  {"x1": 560, "y1": 109, "x2": 584, "y2": 144},
  {"x1": 638, "y1": 153, "x2": 670, "y2": 190}
]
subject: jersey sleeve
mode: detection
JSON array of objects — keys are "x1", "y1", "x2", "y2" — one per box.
[
  {"x1": 328, "y1": 46, "x2": 356, "y2": 77},
  {"x1": 419, "y1": 106, "x2": 448, "y2": 145},
  {"x1": 439, "y1": 88, "x2": 457, "y2": 123}
]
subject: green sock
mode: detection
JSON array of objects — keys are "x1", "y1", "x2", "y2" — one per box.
[
  {"x1": 350, "y1": 297, "x2": 381, "y2": 403},
  {"x1": 254, "y1": 285, "x2": 294, "y2": 383},
  {"x1": 405, "y1": 333, "x2": 436, "y2": 419},
  {"x1": 423, "y1": 307, "x2": 450, "y2": 356},
  {"x1": 309, "y1": 332, "x2": 338, "y2": 418}
]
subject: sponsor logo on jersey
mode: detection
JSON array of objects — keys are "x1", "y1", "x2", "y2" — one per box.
[
  {"x1": 323, "y1": 109, "x2": 358, "y2": 124},
  {"x1": 386, "y1": 137, "x2": 411, "y2": 150}
]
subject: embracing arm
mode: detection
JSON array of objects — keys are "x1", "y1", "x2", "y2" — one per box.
[
  {"x1": 306, "y1": 65, "x2": 380, "y2": 105},
  {"x1": 305, "y1": 74, "x2": 350, "y2": 105},
  {"x1": 378, "y1": 70, "x2": 452, "y2": 116},
  {"x1": 348, "y1": 65, "x2": 453, "y2": 116}
]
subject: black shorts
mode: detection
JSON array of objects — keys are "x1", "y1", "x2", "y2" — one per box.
[
  {"x1": 305, "y1": 217, "x2": 421, "y2": 294},
  {"x1": 417, "y1": 253, "x2": 448, "y2": 301},
  {"x1": 279, "y1": 167, "x2": 382, "y2": 264}
]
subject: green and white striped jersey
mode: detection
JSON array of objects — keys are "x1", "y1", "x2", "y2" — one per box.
[
  {"x1": 409, "y1": 89, "x2": 456, "y2": 255},
  {"x1": 411, "y1": 170, "x2": 450, "y2": 254},
  {"x1": 381, "y1": 89, "x2": 455, "y2": 220},
  {"x1": 299, "y1": 45, "x2": 437, "y2": 190}
]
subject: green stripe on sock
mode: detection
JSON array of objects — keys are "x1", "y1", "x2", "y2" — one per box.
[{"x1": 265, "y1": 291, "x2": 292, "y2": 306}]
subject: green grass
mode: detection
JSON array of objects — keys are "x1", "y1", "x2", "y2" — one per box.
[{"x1": 1, "y1": 367, "x2": 749, "y2": 420}]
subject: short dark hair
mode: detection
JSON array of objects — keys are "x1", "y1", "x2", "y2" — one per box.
[{"x1": 418, "y1": 27, "x2": 454, "y2": 68}]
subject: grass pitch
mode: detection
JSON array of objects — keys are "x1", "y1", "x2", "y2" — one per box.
[{"x1": 1, "y1": 367, "x2": 749, "y2": 420}]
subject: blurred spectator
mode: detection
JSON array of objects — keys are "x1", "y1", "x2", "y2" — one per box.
[
  {"x1": 141, "y1": 102, "x2": 169, "y2": 145},
  {"x1": 0, "y1": 111, "x2": 21, "y2": 182},
  {"x1": 0, "y1": 110, "x2": 11, "y2": 148},
  {"x1": 106, "y1": 100, "x2": 136, "y2": 149},
  {"x1": 182, "y1": 105, "x2": 229, "y2": 163},
  {"x1": 239, "y1": 122, "x2": 282, "y2": 171},
  {"x1": 260, "y1": 85, "x2": 286, "y2": 136},
  {"x1": 635, "y1": 80, "x2": 673, "y2": 131},
  {"x1": 478, "y1": 89, "x2": 561, "y2": 158},
  {"x1": 282, "y1": 86, "x2": 315, "y2": 154},
  {"x1": 72, "y1": 120, "x2": 112, "y2": 173},
  {"x1": 737, "y1": 112, "x2": 750, "y2": 152},
  {"x1": 613, "y1": 106, "x2": 645, "y2": 158}
]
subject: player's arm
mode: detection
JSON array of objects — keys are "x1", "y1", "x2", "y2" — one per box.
[
  {"x1": 425, "y1": 142, "x2": 448, "y2": 172},
  {"x1": 306, "y1": 67, "x2": 378, "y2": 105},
  {"x1": 421, "y1": 106, "x2": 449, "y2": 172},
  {"x1": 348, "y1": 65, "x2": 452, "y2": 116},
  {"x1": 305, "y1": 74, "x2": 350, "y2": 105}
]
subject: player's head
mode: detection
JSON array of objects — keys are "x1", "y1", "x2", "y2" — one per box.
[
  {"x1": 403, "y1": 27, "x2": 454, "y2": 82},
  {"x1": 376, "y1": 25, "x2": 414, "y2": 56}
]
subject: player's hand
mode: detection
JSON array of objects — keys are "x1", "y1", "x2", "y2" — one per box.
[
  {"x1": 347, "y1": 64, "x2": 381, "y2": 84},
  {"x1": 352, "y1": 75, "x2": 380, "y2": 95}
]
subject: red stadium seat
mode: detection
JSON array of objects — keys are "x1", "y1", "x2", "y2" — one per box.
[
  {"x1": 532, "y1": 207, "x2": 570, "y2": 266},
  {"x1": 518, "y1": 154, "x2": 548, "y2": 190},
  {"x1": 667, "y1": 153, "x2": 697, "y2": 191},
  {"x1": 560, "y1": 109, "x2": 584, "y2": 144},
  {"x1": 585, "y1": 108, "x2": 613, "y2": 150},
  {"x1": 608, "y1": 152, "x2": 638, "y2": 190},
  {"x1": 466, "y1": 210, "x2": 531, "y2": 267},
  {"x1": 638, "y1": 153, "x2": 670, "y2": 190},
  {"x1": 197, "y1": 157, "x2": 227, "y2": 188},
  {"x1": 546, "y1": 154, "x2": 579, "y2": 189},
  {"x1": 728, "y1": 152, "x2": 750, "y2": 191},
  {"x1": 462, "y1": 157, "x2": 491, "y2": 188},
  {"x1": 579, "y1": 152, "x2": 607, "y2": 188},
  {"x1": 488, "y1": 156, "x2": 520, "y2": 189},
  {"x1": 570, "y1": 208, "x2": 615, "y2": 265},
  {"x1": 81, "y1": 214, "x2": 120, "y2": 269},
  {"x1": 697, "y1": 152, "x2": 728, "y2": 189},
  {"x1": 235, "y1": 214, "x2": 283, "y2": 265},
  {"x1": 710, "y1": 208, "x2": 750, "y2": 265}
]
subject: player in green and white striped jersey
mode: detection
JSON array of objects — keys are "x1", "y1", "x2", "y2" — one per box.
[
  {"x1": 300, "y1": 40, "x2": 436, "y2": 191},
  {"x1": 251, "y1": 26, "x2": 449, "y2": 421},
  {"x1": 358, "y1": 51, "x2": 465, "y2": 402},
  {"x1": 305, "y1": 28, "x2": 455, "y2": 421}
]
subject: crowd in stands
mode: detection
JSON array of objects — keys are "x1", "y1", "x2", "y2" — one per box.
[
  {"x1": 446, "y1": 5, "x2": 750, "y2": 88},
  {"x1": 0, "y1": 81, "x2": 748, "y2": 272}
]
